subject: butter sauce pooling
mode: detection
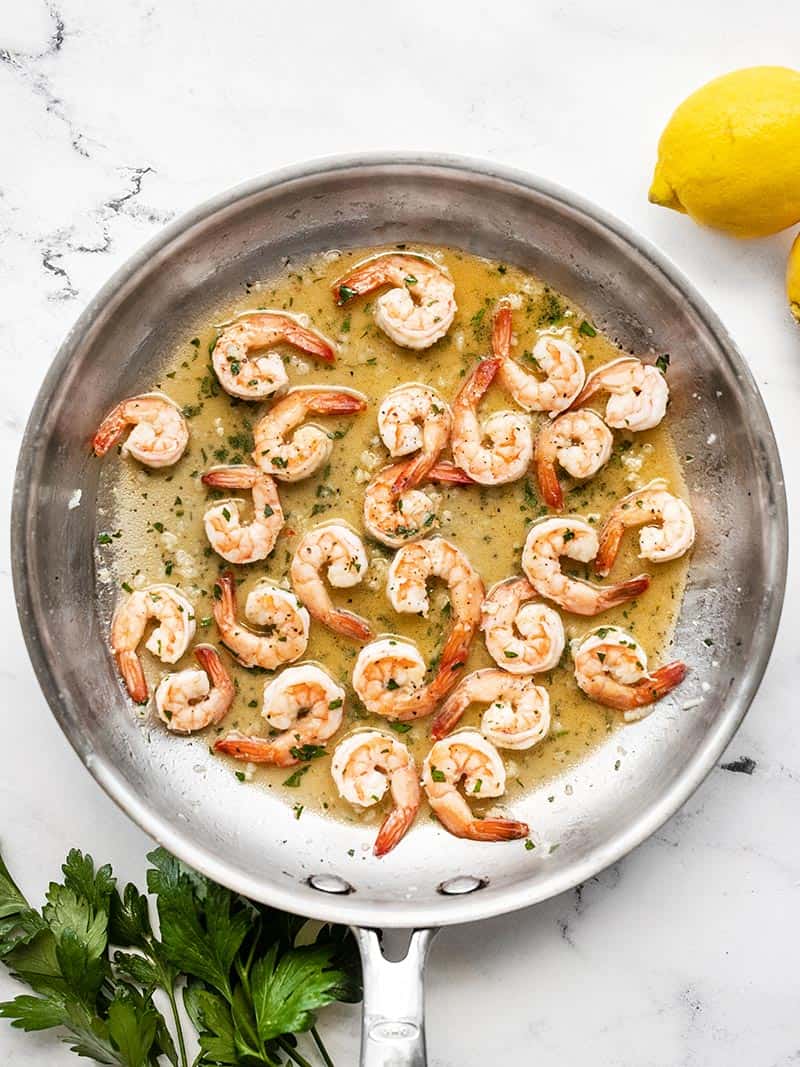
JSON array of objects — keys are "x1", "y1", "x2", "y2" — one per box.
[{"x1": 99, "y1": 245, "x2": 690, "y2": 830}]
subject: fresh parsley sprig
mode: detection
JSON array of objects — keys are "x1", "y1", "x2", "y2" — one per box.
[{"x1": 0, "y1": 844, "x2": 361, "y2": 1066}]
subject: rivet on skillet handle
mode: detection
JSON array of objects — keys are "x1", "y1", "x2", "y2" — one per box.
[{"x1": 353, "y1": 927, "x2": 438, "y2": 1067}]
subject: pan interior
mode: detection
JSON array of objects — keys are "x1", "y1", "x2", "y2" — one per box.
[{"x1": 13, "y1": 158, "x2": 786, "y2": 928}]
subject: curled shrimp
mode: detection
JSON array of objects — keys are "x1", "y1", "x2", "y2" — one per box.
[
  {"x1": 215, "y1": 664, "x2": 345, "y2": 766},
  {"x1": 431, "y1": 668, "x2": 550, "y2": 749},
  {"x1": 522, "y1": 517, "x2": 650, "y2": 616},
  {"x1": 111, "y1": 584, "x2": 196, "y2": 703},
  {"x1": 595, "y1": 478, "x2": 695, "y2": 576},
  {"x1": 493, "y1": 304, "x2": 585, "y2": 415},
  {"x1": 422, "y1": 730, "x2": 529, "y2": 842},
  {"x1": 378, "y1": 383, "x2": 452, "y2": 495},
  {"x1": 155, "y1": 645, "x2": 235, "y2": 734},
  {"x1": 480, "y1": 576, "x2": 565, "y2": 674},
  {"x1": 385, "y1": 538, "x2": 484, "y2": 718},
  {"x1": 213, "y1": 570, "x2": 309, "y2": 669},
  {"x1": 201, "y1": 465, "x2": 284, "y2": 564},
  {"x1": 253, "y1": 387, "x2": 366, "y2": 482},
  {"x1": 451, "y1": 357, "x2": 533, "y2": 485},
  {"x1": 362, "y1": 459, "x2": 473, "y2": 548},
  {"x1": 573, "y1": 626, "x2": 687, "y2": 718},
  {"x1": 92, "y1": 393, "x2": 188, "y2": 469},
  {"x1": 333, "y1": 252, "x2": 457, "y2": 349},
  {"x1": 535, "y1": 409, "x2": 613, "y2": 510},
  {"x1": 352, "y1": 638, "x2": 428, "y2": 718},
  {"x1": 211, "y1": 310, "x2": 336, "y2": 400},
  {"x1": 331, "y1": 730, "x2": 420, "y2": 856},
  {"x1": 290, "y1": 523, "x2": 373, "y2": 642},
  {"x1": 569, "y1": 356, "x2": 668, "y2": 431}
]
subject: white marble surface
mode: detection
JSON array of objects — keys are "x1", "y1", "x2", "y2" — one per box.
[{"x1": 1, "y1": 2, "x2": 798, "y2": 1064}]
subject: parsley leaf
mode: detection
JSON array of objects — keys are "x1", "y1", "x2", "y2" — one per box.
[
  {"x1": 251, "y1": 942, "x2": 358, "y2": 1041},
  {"x1": 0, "y1": 842, "x2": 362, "y2": 1067}
]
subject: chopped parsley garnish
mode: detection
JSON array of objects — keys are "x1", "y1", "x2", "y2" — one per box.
[
  {"x1": 289, "y1": 744, "x2": 326, "y2": 762},
  {"x1": 337, "y1": 284, "x2": 358, "y2": 304},
  {"x1": 283, "y1": 765, "x2": 310, "y2": 787}
]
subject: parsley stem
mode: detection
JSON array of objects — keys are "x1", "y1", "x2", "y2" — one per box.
[
  {"x1": 276, "y1": 1036, "x2": 314, "y2": 1067},
  {"x1": 165, "y1": 981, "x2": 189, "y2": 1067},
  {"x1": 311, "y1": 1025, "x2": 335, "y2": 1067}
]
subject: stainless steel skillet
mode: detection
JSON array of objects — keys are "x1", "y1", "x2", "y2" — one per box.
[{"x1": 12, "y1": 154, "x2": 787, "y2": 1066}]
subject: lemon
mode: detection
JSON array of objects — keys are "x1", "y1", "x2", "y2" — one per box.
[
  {"x1": 650, "y1": 66, "x2": 800, "y2": 238},
  {"x1": 788, "y1": 233, "x2": 800, "y2": 323}
]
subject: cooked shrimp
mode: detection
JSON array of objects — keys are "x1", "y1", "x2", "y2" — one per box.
[
  {"x1": 385, "y1": 538, "x2": 484, "y2": 718},
  {"x1": 213, "y1": 571, "x2": 309, "y2": 669},
  {"x1": 155, "y1": 645, "x2": 234, "y2": 733},
  {"x1": 215, "y1": 664, "x2": 344, "y2": 766},
  {"x1": 331, "y1": 730, "x2": 420, "y2": 856},
  {"x1": 253, "y1": 387, "x2": 366, "y2": 482},
  {"x1": 363, "y1": 461, "x2": 438, "y2": 548},
  {"x1": 569, "y1": 356, "x2": 668, "y2": 431},
  {"x1": 493, "y1": 304, "x2": 585, "y2": 415},
  {"x1": 111, "y1": 584, "x2": 196, "y2": 703},
  {"x1": 378, "y1": 384, "x2": 452, "y2": 495},
  {"x1": 422, "y1": 731, "x2": 529, "y2": 841},
  {"x1": 211, "y1": 310, "x2": 335, "y2": 400},
  {"x1": 362, "y1": 460, "x2": 473, "y2": 548},
  {"x1": 522, "y1": 517, "x2": 650, "y2": 616},
  {"x1": 333, "y1": 252, "x2": 456, "y2": 349},
  {"x1": 573, "y1": 626, "x2": 687, "y2": 718},
  {"x1": 595, "y1": 478, "x2": 695, "y2": 576},
  {"x1": 431, "y1": 669, "x2": 550, "y2": 749},
  {"x1": 352, "y1": 638, "x2": 427, "y2": 718},
  {"x1": 480, "y1": 576, "x2": 565, "y2": 674},
  {"x1": 92, "y1": 393, "x2": 188, "y2": 468},
  {"x1": 290, "y1": 523, "x2": 373, "y2": 642},
  {"x1": 451, "y1": 357, "x2": 533, "y2": 485},
  {"x1": 201, "y1": 465, "x2": 284, "y2": 564},
  {"x1": 535, "y1": 409, "x2": 613, "y2": 510}
]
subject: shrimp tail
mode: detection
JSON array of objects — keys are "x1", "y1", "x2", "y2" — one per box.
[
  {"x1": 466, "y1": 357, "x2": 502, "y2": 402},
  {"x1": 643, "y1": 660, "x2": 687, "y2": 702},
  {"x1": 285, "y1": 323, "x2": 336, "y2": 364},
  {"x1": 464, "y1": 818, "x2": 530, "y2": 842},
  {"x1": 390, "y1": 453, "x2": 437, "y2": 498},
  {"x1": 374, "y1": 806, "x2": 417, "y2": 857},
  {"x1": 92, "y1": 403, "x2": 127, "y2": 456},
  {"x1": 117, "y1": 649, "x2": 148, "y2": 704},
  {"x1": 329, "y1": 609, "x2": 374, "y2": 643},
  {"x1": 427, "y1": 463, "x2": 475, "y2": 485},
  {"x1": 594, "y1": 518, "x2": 625, "y2": 576},
  {"x1": 214, "y1": 733, "x2": 295, "y2": 766},
  {"x1": 567, "y1": 378, "x2": 599, "y2": 413},
  {"x1": 194, "y1": 644, "x2": 233, "y2": 693},
  {"x1": 491, "y1": 303, "x2": 513, "y2": 359},
  {"x1": 201, "y1": 465, "x2": 259, "y2": 490},
  {"x1": 420, "y1": 623, "x2": 475, "y2": 717},
  {"x1": 535, "y1": 451, "x2": 564, "y2": 511},
  {"x1": 430, "y1": 695, "x2": 468, "y2": 740},
  {"x1": 201, "y1": 463, "x2": 261, "y2": 488},
  {"x1": 332, "y1": 264, "x2": 382, "y2": 304},
  {"x1": 598, "y1": 574, "x2": 650, "y2": 611},
  {"x1": 213, "y1": 570, "x2": 237, "y2": 627},
  {"x1": 308, "y1": 392, "x2": 367, "y2": 416}
]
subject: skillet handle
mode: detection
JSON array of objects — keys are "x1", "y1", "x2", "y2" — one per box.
[{"x1": 353, "y1": 927, "x2": 438, "y2": 1067}]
